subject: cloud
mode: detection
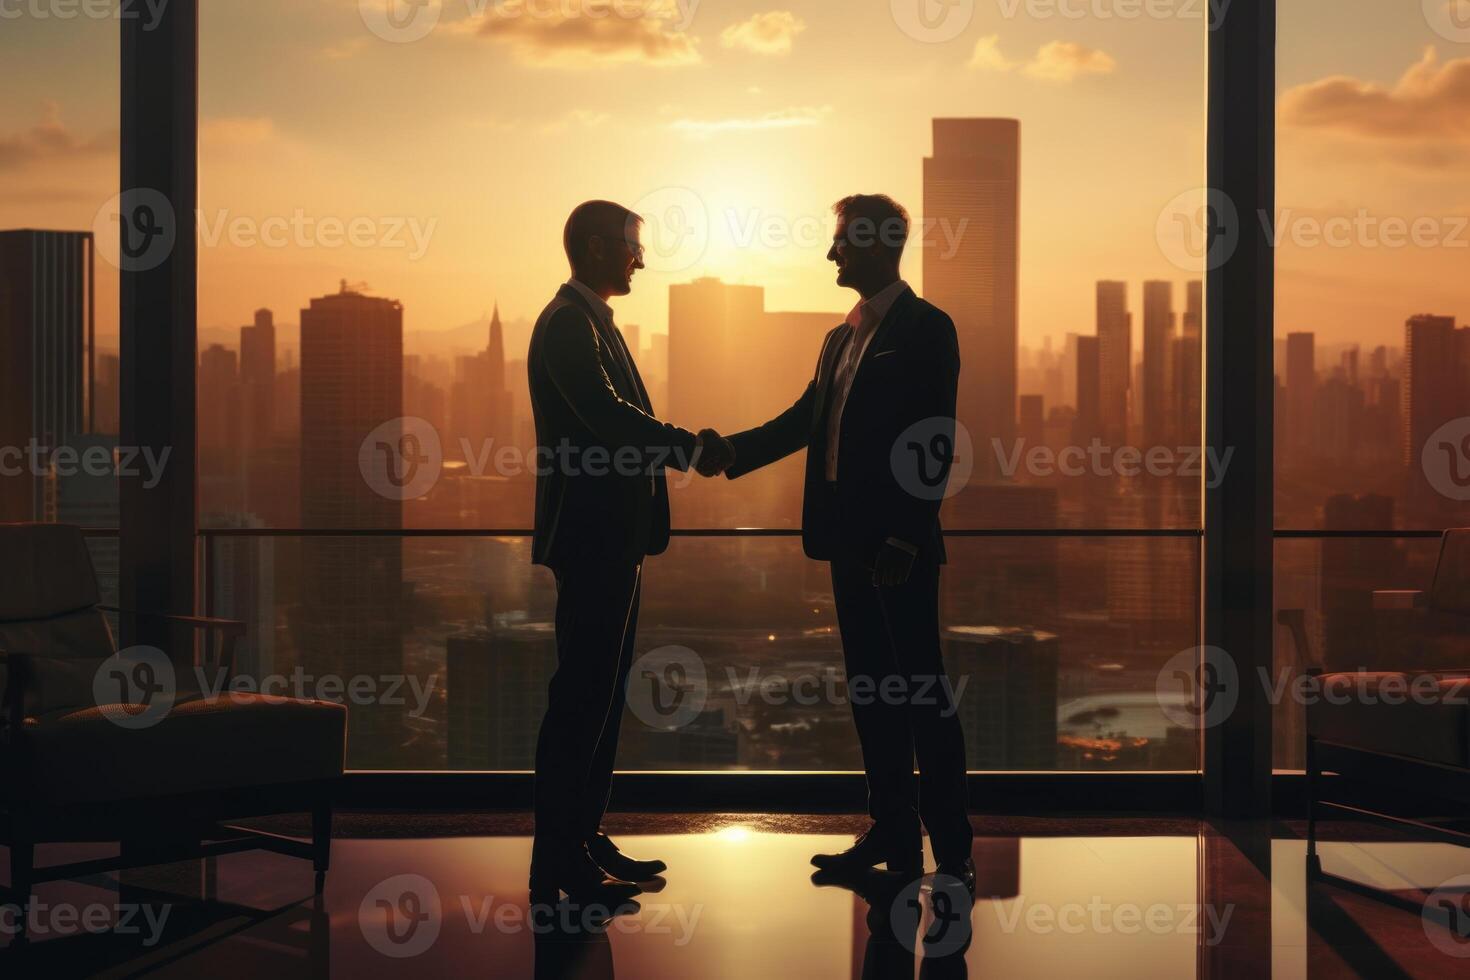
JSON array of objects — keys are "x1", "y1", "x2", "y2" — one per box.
[
  {"x1": 968, "y1": 35, "x2": 1016, "y2": 73},
  {"x1": 720, "y1": 11, "x2": 806, "y2": 56},
  {"x1": 461, "y1": 0, "x2": 701, "y2": 68},
  {"x1": 1279, "y1": 47, "x2": 1470, "y2": 142},
  {"x1": 0, "y1": 102, "x2": 115, "y2": 172},
  {"x1": 669, "y1": 105, "x2": 830, "y2": 138},
  {"x1": 967, "y1": 37, "x2": 1114, "y2": 83},
  {"x1": 1023, "y1": 41, "x2": 1116, "y2": 82},
  {"x1": 970, "y1": 34, "x2": 1017, "y2": 72}
]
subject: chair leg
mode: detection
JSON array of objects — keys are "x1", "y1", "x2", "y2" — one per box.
[{"x1": 311, "y1": 791, "x2": 333, "y2": 896}]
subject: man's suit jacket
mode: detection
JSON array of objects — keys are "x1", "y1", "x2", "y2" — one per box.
[
  {"x1": 724, "y1": 286, "x2": 960, "y2": 567},
  {"x1": 528, "y1": 284, "x2": 697, "y2": 570}
]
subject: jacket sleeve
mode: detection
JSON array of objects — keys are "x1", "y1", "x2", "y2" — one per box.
[
  {"x1": 542, "y1": 307, "x2": 698, "y2": 470},
  {"x1": 885, "y1": 310, "x2": 961, "y2": 548},
  {"x1": 723, "y1": 381, "x2": 817, "y2": 479}
]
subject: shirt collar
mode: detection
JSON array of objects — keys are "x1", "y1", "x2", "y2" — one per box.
[
  {"x1": 566, "y1": 278, "x2": 614, "y2": 326},
  {"x1": 845, "y1": 279, "x2": 910, "y2": 332}
]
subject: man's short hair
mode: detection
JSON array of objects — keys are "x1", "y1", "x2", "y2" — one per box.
[
  {"x1": 833, "y1": 194, "x2": 910, "y2": 264},
  {"x1": 563, "y1": 200, "x2": 642, "y2": 267}
]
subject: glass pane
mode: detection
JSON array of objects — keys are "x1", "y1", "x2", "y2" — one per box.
[
  {"x1": 208, "y1": 533, "x2": 1200, "y2": 771},
  {"x1": 0, "y1": 11, "x2": 118, "y2": 529},
  {"x1": 1276, "y1": 1, "x2": 1470, "y2": 531},
  {"x1": 198, "y1": 0, "x2": 1205, "y2": 531},
  {"x1": 1272, "y1": 534, "x2": 1445, "y2": 770}
]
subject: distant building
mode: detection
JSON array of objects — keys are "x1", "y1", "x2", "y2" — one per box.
[
  {"x1": 944, "y1": 626, "x2": 1059, "y2": 770},
  {"x1": 1285, "y1": 332, "x2": 1316, "y2": 454},
  {"x1": 924, "y1": 119, "x2": 1020, "y2": 477},
  {"x1": 299, "y1": 282, "x2": 406, "y2": 767},
  {"x1": 1095, "y1": 281, "x2": 1131, "y2": 446},
  {"x1": 447, "y1": 622, "x2": 556, "y2": 770},
  {"x1": 1141, "y1": 281, "x2": 1175, "y2": 447},
  {"x1": 0, "y1": 230, "x2": 93, "y2": 521}
]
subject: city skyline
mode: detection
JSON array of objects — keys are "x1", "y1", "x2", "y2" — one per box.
[{"x1": 8, "y1": 1, "x2": 1469, "y2": 352}]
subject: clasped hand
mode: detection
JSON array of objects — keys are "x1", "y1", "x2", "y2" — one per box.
[{"x1": 695, "y1": 429, "x2": 736, "y2": 477}]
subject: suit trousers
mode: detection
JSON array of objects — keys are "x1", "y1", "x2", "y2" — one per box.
[
  {"x1": 532, "y1": 559, "x2": 642, "y2": 858},
  {"x1": 830, "y1": 558, "x2": 973, "y2": 863}
]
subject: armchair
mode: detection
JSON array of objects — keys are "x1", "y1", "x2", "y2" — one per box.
[
  {"x1": 0, "y1": 523, "x2": 347, "y2": 937},
  {"x1": 1278, "y1": 528, "x2": 1470, "y2": 889}
]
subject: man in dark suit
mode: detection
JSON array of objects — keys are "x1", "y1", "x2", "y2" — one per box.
[
  {"x1": 527, "y1": 200, "x2": 733, "y2": 907},
  {"x1": 712, "y1": 194, "x2": 974, "y2": 890}
]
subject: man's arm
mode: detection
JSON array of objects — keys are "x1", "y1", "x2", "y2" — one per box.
[
  {"x1": 542, "y1": 307, "x2": 699, "y2": 469},
  {"x1": 723, "y1": 381, "x2": 816, "y2": 479}
]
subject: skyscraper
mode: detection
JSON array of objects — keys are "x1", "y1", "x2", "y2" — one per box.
[
  {"x1": 924, "y1": 119, "x2": 1020, "y2": 476},
  {"x1": 0, "y1": 230, "x2": 93, "y2": 521},
  {"x1": 1095, "y1": 281, "x2": 1131, "y2": 446},
  {"x1": 1285, "y1": 332, "x2": 1316, "y2": 453},
  {"x1": 1074, "y1": 335, "x2": 1102, "y2": 450},
  {"x1": 240, "y1": 308, "x2": 277, "y2": 453},
  {"x1": 1141, "y1": 280, "x2": 1175, "y2": 447},
  {"x1": 299, "y1": 282, "x2": 406, "y2": 767},
  {"x1": 1402, "y1": 314, "x2": 1459, "y2": 467},
  {"x1": 668, "y1": 277, "x2": 765, "y2": 433}
]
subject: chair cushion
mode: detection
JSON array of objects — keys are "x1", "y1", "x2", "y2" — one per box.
[
  {"x1": 7, "y1": 693, "x2": 347, "y2": 803},
  {"x1": 0, "y1": 523, "x2": 99, "y2": 620},
  {"x1": 1308, "y1": 671, "x2": 1470, "y2": 768}
]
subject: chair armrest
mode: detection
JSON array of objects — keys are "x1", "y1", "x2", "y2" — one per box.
[
  {"x1": 99, "y1": 605, "x2": 245, "y2": 675},
  {"x1": 1276, "y1": 608, "x2": 1319, "y2": 671}
]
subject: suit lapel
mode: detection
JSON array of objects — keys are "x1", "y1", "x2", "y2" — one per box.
[
  {"x1": 557, "y1": 284, "x2": 649, "y2": 411},
  {"x1": 859, "y1": 286, "x2": 915, "y2": 368},
  {"x1": 843, "y1": 287, "x2": 916, "y2": 414}
]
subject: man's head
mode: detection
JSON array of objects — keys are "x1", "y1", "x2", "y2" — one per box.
[
  {"x1": 563, "y1": 200, "x2": 645, "y2": 298},
  {"x1": 827, "y1": 194, "x2": 910, "y2": 297}
]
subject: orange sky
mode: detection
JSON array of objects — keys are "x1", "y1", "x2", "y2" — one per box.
[{"x1": 2, "y1": 0, "x2": 1467, "y2": 353}]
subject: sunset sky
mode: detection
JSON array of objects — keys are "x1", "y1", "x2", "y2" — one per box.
[{"x1": 3, "y1": 0, "x2": 1468, "y2": 353}]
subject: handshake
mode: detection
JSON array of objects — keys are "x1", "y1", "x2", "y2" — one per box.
[{"x1": 694, "y1": 428, "x2": 736, "y2": 478}]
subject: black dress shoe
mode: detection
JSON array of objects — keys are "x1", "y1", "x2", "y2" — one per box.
[
  {"x1": 587, "y1": 832, "x2": 668, "y2": 881},
  {"x1": 811, "y1": 822, "x2": 922, "y2": 876},
  {"x1": 529, "y1": 844, "x2": 641, "y2": 908}
]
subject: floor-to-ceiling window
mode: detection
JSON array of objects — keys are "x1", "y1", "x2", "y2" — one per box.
[
  {"x1": 0, "y1": 0, "x2": 1211, "y2": 773},
  {"x1": 1273, "y1": 0, "x2": 1470, "y2": 769}
]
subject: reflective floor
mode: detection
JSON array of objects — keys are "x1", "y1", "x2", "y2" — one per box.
[{"x1": 2, "y1": 815, "x2": 1469, "y2": 978}]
